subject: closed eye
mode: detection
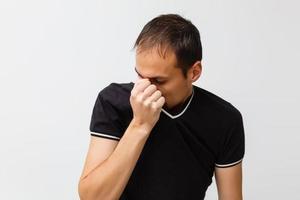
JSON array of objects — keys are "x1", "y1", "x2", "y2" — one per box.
[
  {"x1": 151, "y1": 79, "x2": 166, "y2": 84},
  {"x1": 134, "y1": 67, "x2": 168, "y2": 84}
]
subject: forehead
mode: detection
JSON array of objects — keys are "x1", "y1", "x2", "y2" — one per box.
[{"x1": 135, "y1": 47, "x2": 178, "y2": 78}]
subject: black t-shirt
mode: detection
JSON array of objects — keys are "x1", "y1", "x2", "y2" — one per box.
[{"x1": 89, "y1": 82, "x2": 245, "y2": 200}]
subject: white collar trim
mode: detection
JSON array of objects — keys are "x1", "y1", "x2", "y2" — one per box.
[{"x1": 161, "y1": 87, "x2": 194, "y2": 119}]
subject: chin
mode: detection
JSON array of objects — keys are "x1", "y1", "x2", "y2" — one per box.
[
  {"x1": 163, "y1": 101, "x2": 175, "y2": 109},
  {"x1": 162, "y1": 101, "x2": 170, "y2": 109}
]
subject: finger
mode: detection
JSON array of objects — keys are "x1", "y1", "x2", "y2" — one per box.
[
  {"x1": 154, "y1": 96, "x2": 166, "y2": 108},
  {"x1": 135, "y1": 79, "x2": 151, "y2": 94},
  {"x1": 142, "y1": 84, "x2": 157, "y2": 98},
  {"x1": 132, "y1": 79, "x2": 151, "y2": 96},
  {"x1": 146, "y1": 90, "x2": 162, "y2": 102},
  {"x1": 134, "y1": 78, "x2": 150, "y2": 89}
]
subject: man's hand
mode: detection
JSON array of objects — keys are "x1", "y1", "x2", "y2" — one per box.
[{"x1": 130, "y1": 78, "x2": 165, "y2": 133}]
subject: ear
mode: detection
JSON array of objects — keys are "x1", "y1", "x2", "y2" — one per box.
[{"x1": 188, "y1": 61, "x2": 202, "y2": 83}]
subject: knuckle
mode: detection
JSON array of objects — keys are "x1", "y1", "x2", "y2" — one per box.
[
  {"x1": 151, "y1": 103, "x2": 158, "y2": 110},
  {"x1": 151, "y1": 84, "x2": 157, "y2": 90},
  {"x1": 130, "y1": 90, "x2": 136, "y2": 97},
  {"x1": 143, "y1": 80, "x2": 150, "y2": 86},
  {"x1": 143, "y1": 101, "x2": 151, "y2": 107},
  {"x1": 136, "y1": 94, "x2": 144, "y2": 103}
]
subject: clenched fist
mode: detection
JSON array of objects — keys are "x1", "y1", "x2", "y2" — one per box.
[{"x1": 130, "y1": 78, "x2": 165, "y2": 132}]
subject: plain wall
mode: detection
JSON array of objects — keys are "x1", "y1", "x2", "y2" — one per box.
[{"x1": 0, "y1": 0, "x2": 299, "y2": 199}]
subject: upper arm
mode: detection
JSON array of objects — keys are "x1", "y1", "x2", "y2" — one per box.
[
  {"x1": 79, "y1": 135, "x2": 119, "y2": 181},
  {"x1": 214, "y1": 162, "x2": 243, "y2": 200}
]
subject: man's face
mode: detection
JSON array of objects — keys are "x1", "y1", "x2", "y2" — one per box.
[{"x1": 135, "y1": 47, "x2": 193, "y2": 109}]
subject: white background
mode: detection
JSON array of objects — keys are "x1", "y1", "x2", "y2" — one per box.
[{"x1": 1, "y1": 0, "x2": 299, "y2": 199}]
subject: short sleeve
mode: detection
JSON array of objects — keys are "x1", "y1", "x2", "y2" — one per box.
[
  {"x1": 89, "y1": 91, "x2": 124, "y2": 141},
  {"x1": 215, "y1": 110, "x2": 245, "y2": 168}
]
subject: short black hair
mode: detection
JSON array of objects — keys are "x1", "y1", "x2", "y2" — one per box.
[{"x1": 133, "y1": 14, "x2": 202, "y2": 78}]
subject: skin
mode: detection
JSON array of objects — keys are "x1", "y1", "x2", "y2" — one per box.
[
  {"x1": 215, "y1": 163, "x2": 243, "y2": 200},
  {"x1": 78, "y1": 45, "x2": 243, "y2": 200},
  {"x1": 135, "y1": 47, "x2": 201, "y2": 110},
  {"x1": 135, "y1": 46, "x2": 243, "y2": 200}
]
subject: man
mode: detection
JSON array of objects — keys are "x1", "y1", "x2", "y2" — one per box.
[{"x1": 78, "y1": 14, "x2": 245, "y2": 200}]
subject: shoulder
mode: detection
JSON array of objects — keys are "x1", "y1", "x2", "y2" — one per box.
[
  {"x1": 94, "y1": 81, "x2": 134, "y2": 127},
  {"x1": 99, "y1": 82, "x2": 134, "y2": 99},
  {"x1": 98, "y1": 82, "x2": 134, "y2": 108},
  {"x1": 193, "y1": 85, "x2": 243, "y2": 123},
  {"x1": 90, "y1": 82, "x2": 134, "y2": 138}
]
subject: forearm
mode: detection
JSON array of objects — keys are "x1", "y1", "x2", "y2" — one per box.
[
  {"x1": 218, "y1": 196, "x2": 243, "y2": 200},
  {"x1": 79, "y1": 120, "x2": 150, "y2": 200}
]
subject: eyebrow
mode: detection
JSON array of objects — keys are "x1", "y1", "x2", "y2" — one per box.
[{"x1": 134, "y1": 67, "x2": 168, "y2": 79}]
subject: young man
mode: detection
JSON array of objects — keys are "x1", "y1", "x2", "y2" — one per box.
[{"x1": 78, "y1": 14, "x2": 245, "y2": 200}]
